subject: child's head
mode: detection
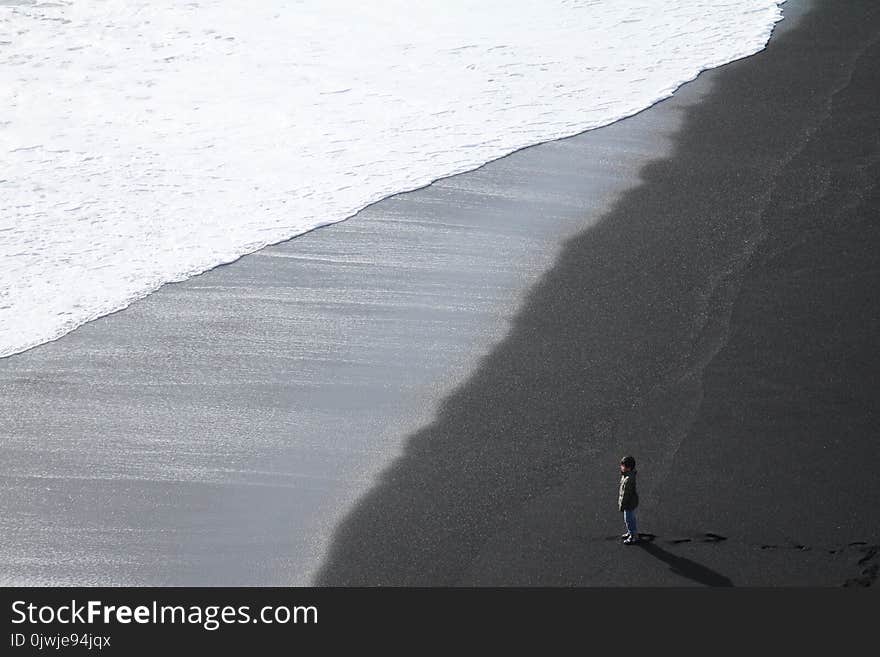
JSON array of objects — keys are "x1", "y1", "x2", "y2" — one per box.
[{"x1": 620, "y1": 455, "x2": 636, "y2": 472}]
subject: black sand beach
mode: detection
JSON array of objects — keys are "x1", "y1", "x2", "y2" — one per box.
[
  {"x1": 2, "y1": 0, "x2": 878, "y2": 588},
  {"x1": 0, "y1": 29, "x2": 683, "y2": 584},
  {"x1": 316, "y1": 0, "x2": 880, "y2": 586}
]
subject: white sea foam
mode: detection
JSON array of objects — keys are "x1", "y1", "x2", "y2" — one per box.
[{"x1": 0, "y1": 0, "x2": 784, "y2": 358}]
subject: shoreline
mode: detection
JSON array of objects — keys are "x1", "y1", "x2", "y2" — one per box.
[
  {"x1": 4, "y1": 0, "x2": 877, "y2": 587},
  {"x1": 316, "y1": 0, "x2": 880, "y2": 586},
  {"x1": 0, "y1": 1, "x2": 786, "y2": 364},
  {"x1": 1, "y1": 11, "x2": 713, "y2": 584}
]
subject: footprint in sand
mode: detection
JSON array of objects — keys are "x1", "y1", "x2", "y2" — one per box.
[{"x1": 702, "y1": 533, "x2": 727, "y2": 543}]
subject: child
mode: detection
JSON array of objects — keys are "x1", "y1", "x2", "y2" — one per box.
[{"x1": 619, "y1": 455, "x2": 640, "y2": 544}]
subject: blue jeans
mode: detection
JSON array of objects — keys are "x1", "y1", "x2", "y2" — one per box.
[{"x1": 623, "y1": 509, "x2": 638, "y2": 537}]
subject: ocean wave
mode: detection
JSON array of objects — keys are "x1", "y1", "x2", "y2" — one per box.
[{"x1": 0, "y1": 0, "x2": 784, "y2": 358}]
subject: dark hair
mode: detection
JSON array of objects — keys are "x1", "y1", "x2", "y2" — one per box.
[{"x1": 620, "y1": 455, "x2": 636, "y2": 469}]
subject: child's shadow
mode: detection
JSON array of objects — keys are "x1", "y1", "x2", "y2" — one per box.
[{"x1": 637, "y1": 541, "x2": 734, "y2": 587}]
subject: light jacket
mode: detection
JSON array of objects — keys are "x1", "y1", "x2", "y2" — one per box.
[{"x1": 618, "y1": 470, "x2": 639, "y2": 512}]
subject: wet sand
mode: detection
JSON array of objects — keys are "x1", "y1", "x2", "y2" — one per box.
[
  {"x1": 1, "y1": 17, "x2": 690, "y2": 584},
  {"x1": 316, "y1": 0, "x2": 880, "y2": 586}
]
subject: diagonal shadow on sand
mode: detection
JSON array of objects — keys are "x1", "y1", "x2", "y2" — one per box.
[{"x1": 636, "y1": 543, "x2": 734, "y2": 587}]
